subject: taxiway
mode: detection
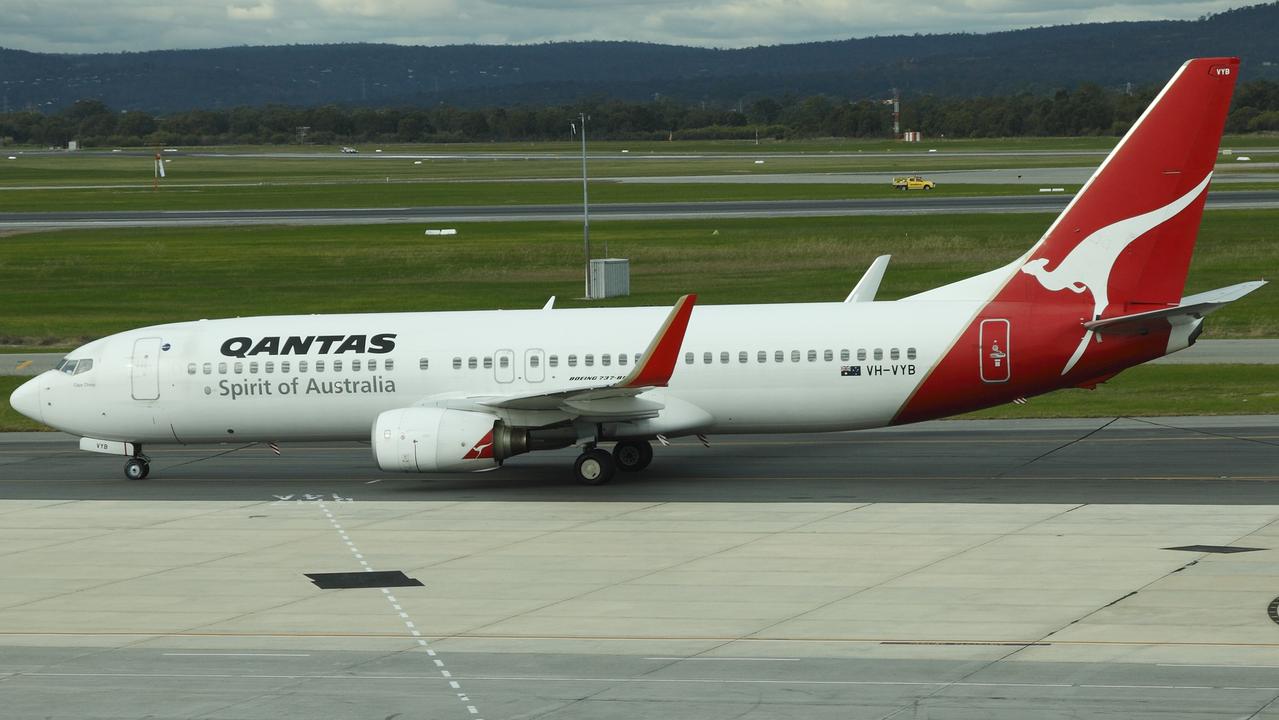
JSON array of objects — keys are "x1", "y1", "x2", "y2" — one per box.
[{"x1": 1, "y1": 417, "x2": 1278, "y2": 718}]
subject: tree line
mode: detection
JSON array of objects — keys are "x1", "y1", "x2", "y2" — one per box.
[{"x1": 3, "y1": 80, "x2": 1278, "y2": 148}]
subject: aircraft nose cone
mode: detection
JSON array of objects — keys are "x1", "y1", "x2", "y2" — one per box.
[{"x1": 9, "y1": 377, "x2": 42, "y2": 424}]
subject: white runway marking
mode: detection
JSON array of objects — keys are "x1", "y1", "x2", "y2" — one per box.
[{"x1": 318, "y1": 500, "x2": 484, "y2": 720}]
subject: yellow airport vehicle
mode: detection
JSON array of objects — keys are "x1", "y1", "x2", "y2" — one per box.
[{"x1": 891, "y1": 175, "x2": 935, "y2": 190}]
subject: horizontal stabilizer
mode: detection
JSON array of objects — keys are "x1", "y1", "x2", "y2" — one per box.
[
  {"x1": 845, "y1": 255, "x2": 891, "y2": 303},
  {"x1": 1084, "y1": 280, "x2": 1266, "y2": 336}
]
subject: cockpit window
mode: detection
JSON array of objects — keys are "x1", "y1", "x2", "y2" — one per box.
[{"x1": 55, "y1": 358, "x2": 94, "y2": 375}]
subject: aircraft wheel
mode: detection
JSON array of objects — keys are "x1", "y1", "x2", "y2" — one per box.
[
  {"x1": 574, "y1": 448, "x2": 615, "y2": 486},
  {"x1": 613, "y1": 440, "x2": 653, "y2": 472},
  {"x1": 124, "y1": 458, "x2": 149, "y2": 481}
]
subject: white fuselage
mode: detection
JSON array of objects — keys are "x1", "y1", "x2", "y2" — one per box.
[{"x1": 27, "y1": 300, "x2": 980, "y2": 444}]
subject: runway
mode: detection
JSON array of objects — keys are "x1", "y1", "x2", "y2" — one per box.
[
  {"x1": 3, "y1": 190, "x2": 1279, "y2": 229},
  {"x1": 2, "y1": 417, "x2": 1279, "y2": 719}
]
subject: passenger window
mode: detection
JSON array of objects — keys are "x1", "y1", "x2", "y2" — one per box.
[
  {"x1": 530, "y1": 355, "x2": 541, "y2": 368},
  {"x1": 483, "y1": 357, "x2": 493, "y2": 369},
  {"x1": 265, "y1": 361, "x2": 274, "y2": 373},
  {"x1": 807, "y1": 350, "x2": 817, "y2": 362},
  {"x1": 468, "y1": 357, "x2": 477, "y2": 370},
  {"x1": 685, "y1": 352, "x2": 694, "y2": 364},
  {"x1": 873, "y1": 348, "x2": 883, "y2": 361},
  {"x1": 333, "y1": 360, "x2": 343, "y2": 372},
  {"x1": 452, "y1": 357, "x2": 462, "y2": 370},
  {"x1": 298, "y1": 360, "x2": 308, "y2": 372},
  {"x1": 790, "y1": 350, "x2": 800, "y2": 363},
  {"x1": 774, "y1": 350, "x2": 784, "y2": 362},
  {"x1": 739, "y1": 351, "x2": 748, "y2": 363},
  {"x1": 857, "y1": 349, "x2": 867, "y2": 361},
  {"x1": 352, "y1": 359, "x2": 361, "y2": 371},
  {"x1": 549, "y1": 354, "x2": 559, "y2": 367},
  {"x1": 841, "y1": 349, "x2": 850, "y2": 362},
  {"x1": 907, "y1": 347, "x2": 917, "y2": 360},
  {"x1": 618, "y1": 354, "x2": 627, "y2": 366},
  {"x1": 602, "y1": 354, "x2": 611, "y2": 366},
  {"x1": 824, "y1": 349, "x2": 833, "y2": 362},
  {"x1": 720, "y1": 351, "x2": 729, "y2": 364},
  {"x1": 890, "y1": 348, "x2": 900, "y2": 361},
  {"x1": 703, "y1": 352, "x2": 712, "y2": 364},
  {"x1": 234, "y1": 362, "x2": 243, "y2": 374},
  {"x1": 281, "y1": 361, "x2": 291, "y2": 373},
  {"x1": 568, "y1": 354, "x2": 578, "y2": 367},
  {"x1": 202, "y1": 362, "x2": 212, "y2": 375},
  {"x1": 218, "y1": 362, "x2": 227, "y2": 374},
  {"x1": 368, "y1": 359, "x2": 377, "y2": 371},
  {"x1": 585, "y1": 354, "x2": 594, "y2": 367},
  {"x1": 249, "y1": 361, "x2": 259, "y2": 373},
  {"x1": 315, "y1": 360, "x2": 325, "y2": 372},
  {"x1": 634, "y1": 353, "x2": 642, "y2": 365},
  {"x1": 384, "y1": 359, "x2": 395, "y2": 371},
  {"x1": 499, "y1": 355, "x2": 510, "y2": 368},
  {"x1": 187, "y1": 363, "x2": 197, "y2": 375},
  {"x1": 757, "y1": 350, "x2": 767, "y2": 363}
]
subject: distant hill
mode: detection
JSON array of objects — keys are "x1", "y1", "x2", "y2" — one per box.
[{"x1": 3, "y1": 3, "x2": 1278, "y2": 113}]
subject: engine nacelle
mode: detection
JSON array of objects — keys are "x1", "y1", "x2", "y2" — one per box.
[{"x1": 373, "y1": 407, "x2": 520, "y2": 473}]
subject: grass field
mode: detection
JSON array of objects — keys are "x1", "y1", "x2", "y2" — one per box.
[
  {"x1": 3, "y1": 134, "x2": 1272, "y2": 212},
  {"x1": 3, "y1": 365, "x2": 1275, "y2": 432},
  {"x1": 0, "y1": 210, "x2": 1273, "y2": 349}
]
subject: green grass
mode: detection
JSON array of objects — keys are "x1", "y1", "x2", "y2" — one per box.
[
  {"x1": 0, "y1": 210, "x2": 1273, "y2": 347},
  {"x1": 962, "y1": 364, "x2": 1279, "y2": 418},
  {"x1": 4, "y1": 366, "x2": 1276, "y2": 432}
]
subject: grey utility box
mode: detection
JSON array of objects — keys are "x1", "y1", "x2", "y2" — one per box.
[{"x1": 589, "y1": 258, "x2": 630, "y2": 299}]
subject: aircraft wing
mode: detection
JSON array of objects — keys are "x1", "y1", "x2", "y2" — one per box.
[
  {"x1": 472, "y1": 294, "x2": 697, "y2": 419},
  {"x1": 1084, "y1": 281, "x2": 1266, "y2": 336}
]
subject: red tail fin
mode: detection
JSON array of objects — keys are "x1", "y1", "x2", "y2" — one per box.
[
  {"x1": 1021, "y1": 57, "x2": 1238, "y2": 317},
  {"x1": 894, "y1": 58, "x2": 1241, "y2": 424}
]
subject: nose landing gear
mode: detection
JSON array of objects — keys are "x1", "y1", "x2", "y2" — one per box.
[{"x1": 124, "y1": 447, "x2": 151, "y2": 480}]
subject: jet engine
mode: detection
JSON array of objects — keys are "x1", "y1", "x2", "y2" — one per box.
[{"x1": 372, "y1": 407, "x2": 529, "y2": 473}]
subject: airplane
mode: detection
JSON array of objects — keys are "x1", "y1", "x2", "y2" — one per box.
[{"x1": 8, "y1": 57, "x2": 1266, "y2": 485}]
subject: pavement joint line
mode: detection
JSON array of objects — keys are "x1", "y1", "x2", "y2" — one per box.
[
  {"x1": 12, "y1": 671, "x2": 1279, "y2": 692},
  {"x1": 318, "y1": 499, "x2": 483, "y2": 720}
]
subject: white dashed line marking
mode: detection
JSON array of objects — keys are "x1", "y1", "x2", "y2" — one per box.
[{"x1": 318, "y1": 500, "x2": 481, "y2": 720}]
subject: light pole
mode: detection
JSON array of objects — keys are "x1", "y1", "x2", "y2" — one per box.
[{"x1": 575, "y1": 113, "x2": 592, "y2": 298}]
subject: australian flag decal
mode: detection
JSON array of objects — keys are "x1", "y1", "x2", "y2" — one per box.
[{"x1": 840, "y1": 365, "x2": 861, "y2": 377}]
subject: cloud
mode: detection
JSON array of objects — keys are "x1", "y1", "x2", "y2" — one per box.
[
  {"x1": 0, "y1": 0, "x2": 1253, "y2": 53},
  {"x1": 227, "y1": 1, "x2": 275, "y2": 20}
]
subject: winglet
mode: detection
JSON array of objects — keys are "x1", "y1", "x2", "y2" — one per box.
[
  {"x1": 619, "y1": 294, "x2": 697, "y2": 388},
  {"x1": 542, "y1": 296, "x2": 556, "y2": 310},
  {"x1": 845, "y1": 255, "x2": 891, "y2": 303}
]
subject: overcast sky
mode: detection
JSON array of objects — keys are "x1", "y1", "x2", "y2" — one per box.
[{"x1": 0, "y1": 0, "x2": 1251, "y2": 54}]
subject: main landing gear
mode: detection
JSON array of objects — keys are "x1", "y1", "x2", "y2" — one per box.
[
  {"x1": 572, "y1": 440, "x2": 654, "y2": 485},
  {"x1": 124, "y1": 446, "x2": 150, "y2": 480}
]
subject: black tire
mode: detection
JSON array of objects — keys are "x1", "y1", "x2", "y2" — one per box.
[
  {"x1": 574, "y1": 448, "x2": 615, "y2": 486},
  {"x1": 124, "y1": 458, "x2": 147, "y2": 481},
  {"x1": 613, "y1": 440, "x2": 653, "y2": 472}
]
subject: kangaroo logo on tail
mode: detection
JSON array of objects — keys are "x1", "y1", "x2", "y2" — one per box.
[{"x1": 1019, "y1": 173, "x2": 1212, "y2": 375}]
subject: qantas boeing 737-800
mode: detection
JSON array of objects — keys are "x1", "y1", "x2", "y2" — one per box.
[{"x1": 8, "y1": 57, "x2": 1266, "y2": 485}]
